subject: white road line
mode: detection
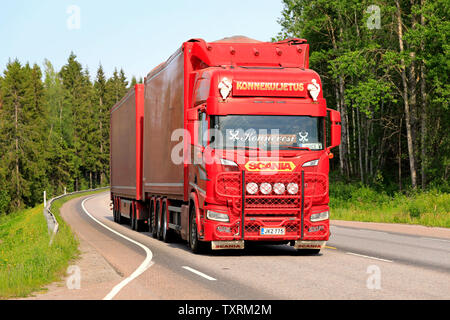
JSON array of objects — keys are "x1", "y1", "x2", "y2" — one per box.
[
  {"x1": 182, "y1": 266, "x2": 217, "y2": 281},
  {"x1": 346, "y1": 252, "x2": 393, "y2": 263},
  {"x1": 81, "y1": 196, "x2": 154, "y2": 300}
]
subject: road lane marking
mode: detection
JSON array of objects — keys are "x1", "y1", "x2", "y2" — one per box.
[
  {"x1": 182, "y1": 266, "x2": 217, "y2": 281},
  {"x1": 346, "y1": 252, "x2": 393, "y2": 263},
  {"x1": 325, "y1": 246, "x2": 337, "y2": 250},
  {"x1": 358, "y1": 229, "x2": 388, "y2": 235},
  {"x1": 81, "y1": 196, "x2": 154, "y2": 300},
  {"x1": 421, "y1": 237, "x2": 450, "y2": 243}
]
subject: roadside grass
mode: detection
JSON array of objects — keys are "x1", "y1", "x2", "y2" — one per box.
[
  {"x1": 0, "y1": 189, "x2": 108, "y2": 299},
  {"x1": 329, "y1": 182, "x2": 450, "y2": 228}
]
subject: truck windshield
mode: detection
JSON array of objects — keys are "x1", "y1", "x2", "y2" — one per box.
[{"x1": 210, "y1": 115, "x2": 324, "y2": 151}]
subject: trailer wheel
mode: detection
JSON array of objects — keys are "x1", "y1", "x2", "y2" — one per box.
[
  {"x1": 131, "y1": 210, "x2": 136, "y2": 231},
  {"x1": 161, "y1": 202, "x2": 171, "y2": 243},
  {"x1": 115, "y1": 201, "x2": 124, "y2": 225},
  {"x1": 113, "y1": 200, "x2": 118, "y2": 223},
  {"x1": 151, "y1": 201, "x2": 159, "y2": 239},
  {"x1": 156, "y1": 201, "x2": 164, "y2": 240},
  {"x1": 148, "y1": 203, "x2": 153, "y2": 235},
  {"x1": 117, "y1": 210, "x2": 124, "y2": 224}
]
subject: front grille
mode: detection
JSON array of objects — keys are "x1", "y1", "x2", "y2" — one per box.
[
  {"x1": 245, "y1": 196, "x2": 300, "y2": 208},
  {"x1": 245, "y1": 223, "x2": 260, "y2": 234},
  {"x1": 215, "y1": 171, "x2": 328, "y2": 210}
]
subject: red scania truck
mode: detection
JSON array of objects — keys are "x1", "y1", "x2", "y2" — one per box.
[{"x1": 110, "y1": 36, "x2": 341, "y2": 254}]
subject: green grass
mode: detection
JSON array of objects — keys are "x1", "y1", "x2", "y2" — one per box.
[
  {"x1": 0, "y1": 189, "x2": 108, "y2": 299},
  {"x1": 329, "y1": 182, "x2": 450, "y2": 228}
]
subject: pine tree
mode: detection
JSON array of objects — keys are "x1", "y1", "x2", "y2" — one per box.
[
  {"x1": 94, "y1": 65, "x2": 110, "y2": 186},
  {"x1": 59, "y1": 53, "x2": 86, "y2": 191},
  {"x1": 44, "y1": 60, "x2": 71, "y2": 195},
  {"x1": 0, "y1": 60, "x2": 46, "y2": 210},
  {"x1": 78, "y1": 68, "x2": 99, "y2": 190}
]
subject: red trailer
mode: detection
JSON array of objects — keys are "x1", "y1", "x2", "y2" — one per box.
[{"x1": 110, "y1": 36, "x2": 341, "y2": 253}]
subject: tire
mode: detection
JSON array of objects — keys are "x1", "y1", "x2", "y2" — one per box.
[
  {"x1": 157, "y1": 202, "x2": 163, "y2": 240},
  {"x1": 162, "y1": 203, "x2": 171, "y2": 243},
  {"x1": 117, "y1": 211, "x2": 124, "y2": 224},
  {"x1": 151, "y1": 202, "x2": 158, "y2": 239},
  {"x1": 131, "y1": 212, "x2": 136, "y2": 230},
  {"x1": 189, "y1": 205, "x2": 206, "y2": 254}
]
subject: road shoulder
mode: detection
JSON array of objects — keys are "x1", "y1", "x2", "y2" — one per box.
[
  {"x1": 21, "y1": 198, "x2": 123, "y2": 300},
  {"x1": 331, "y1": 220, "x2": 450, "y2": 239}
]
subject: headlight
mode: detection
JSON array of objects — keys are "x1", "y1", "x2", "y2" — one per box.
[
  {"x1": 246, "y1": 182, "x2": 259, "y2": 195},
  {"x1": 260, "y1": 183, "x2": 272, "y2": 195},
  {"x1": 273, "y1": 183, "x2": 286, "y2": 195},
  {"x1": 220, "y1": 158, "x2": 238, "y2": 166},
  {"x1": 287, "y1": 183, "x2": 299, "y2": 195},
  {"x1": 220, "y1": 158, "x2": 239, "y2": 172},
  {"x1": 207, "y1": 210, "x2": 230, "y2": 222},
  {"x1": 303, "y1": 159, "x2": 319, "y2": 167},
  {"x1": 310, "y1": 211, "x2": 329, "y2": 222}
]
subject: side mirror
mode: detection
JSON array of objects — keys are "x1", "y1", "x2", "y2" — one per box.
[{"x1": 327, "y1": 109, "x2": 341, "y2": 149}]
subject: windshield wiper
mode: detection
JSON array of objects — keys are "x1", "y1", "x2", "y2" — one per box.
[
  {"x1": 283, "y1": 146, "x2": 312, "y2": 151},
  {"x1": 234, "y1": 146, "x2": 262, "y2": 151}
]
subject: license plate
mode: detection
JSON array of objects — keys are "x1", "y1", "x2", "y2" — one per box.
[{"x1": 260, "y1": 227, "x2": 286, "y2": 235}]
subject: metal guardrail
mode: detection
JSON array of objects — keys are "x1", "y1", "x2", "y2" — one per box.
[{"x1": 43, "y1": 187, "x2": 110, "y2": 245}]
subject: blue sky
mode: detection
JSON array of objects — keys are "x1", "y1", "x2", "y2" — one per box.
[{"x1": 0, "y1": 0, "x2": 284, "y2": 81}]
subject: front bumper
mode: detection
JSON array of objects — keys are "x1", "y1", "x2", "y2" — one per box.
[
  {"x1": 210, "y1": 240, "x2": 326, "y2": 250},
  {"x1": 202, "y1": 216, "x2": 330, "y2": 243}
]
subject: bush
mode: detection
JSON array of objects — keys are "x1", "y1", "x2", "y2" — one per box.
[{"x1": 329, "y1": 181, "x2": 450, "y2": 227}]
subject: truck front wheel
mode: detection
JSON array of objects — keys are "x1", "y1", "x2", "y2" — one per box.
[{"x1": 189, "y1": 205, "x2": 206, "y2": 254}]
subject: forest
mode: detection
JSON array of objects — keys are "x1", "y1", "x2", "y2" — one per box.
[
  {"x1": 0, "y1": 54, "x2": 143, "y2": 214},
  {"x1": 276, "y1": 0, "x2": 449, "y2": 192},
  {"x1": 0, "y1": 0, "x2": 448, "y2": 218}
]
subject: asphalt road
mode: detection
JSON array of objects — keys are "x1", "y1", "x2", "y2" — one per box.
[{"x1": 32, "y1": 192, "x2": 450, "y2": 300}]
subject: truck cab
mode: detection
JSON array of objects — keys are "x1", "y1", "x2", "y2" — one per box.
[{"x1": 185, "y1": 38, "x2": 341, "y2": 252}]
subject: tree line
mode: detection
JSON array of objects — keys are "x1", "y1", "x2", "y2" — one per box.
[
  {"x1": 1, "y1": 0, "x2": 448, "y2": 214},
  {"x1": 0, "y1": 53, "x2": 142, "y2": 215},
  {"x1": 276, "y1": 0, "x2": 449, "y2": 191}
]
